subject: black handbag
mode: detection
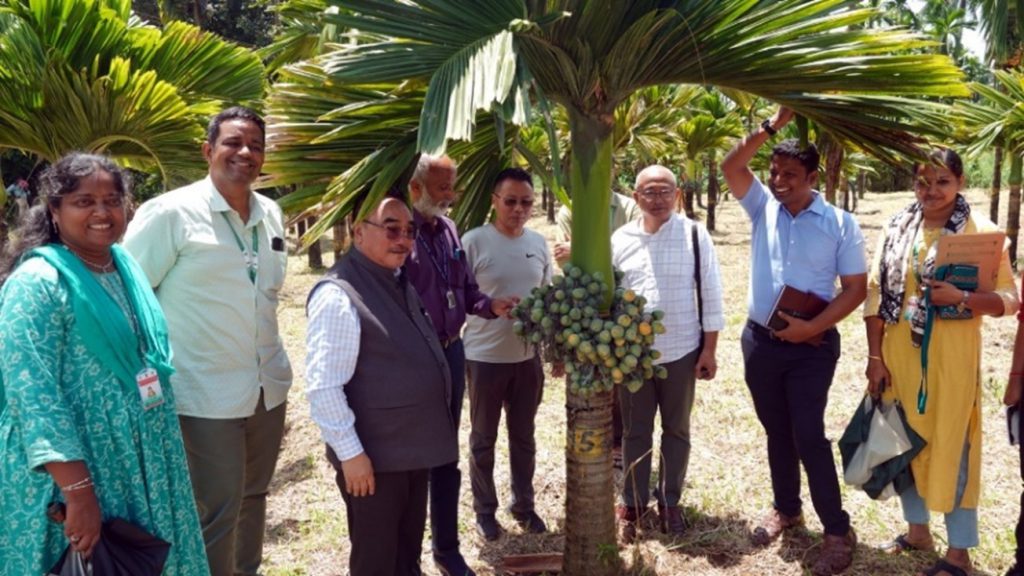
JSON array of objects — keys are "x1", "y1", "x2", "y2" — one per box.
[{"x1": 48, "y1": 518, "x2": 171, "y2": 576}]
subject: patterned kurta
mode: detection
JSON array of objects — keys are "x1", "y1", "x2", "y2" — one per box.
[{"x1": 0, "y1": 258, "x2": 209, "y2": 575}]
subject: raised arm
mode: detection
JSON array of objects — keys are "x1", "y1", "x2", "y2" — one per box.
[{"x1": 721, "y1": 107, "x2": 794, "y2": 200}]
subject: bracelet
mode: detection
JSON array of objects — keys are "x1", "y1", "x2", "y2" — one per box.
[
  {"x1": 1011, "y1": 371, "x2": 1024, "y2": 377},
  {"x1": 868, "y1": 355, "x2": 882, "y2": 361},
  {"x1": 760, "y1": 118, "x2": 777, "y2": 136},
  {"x1": 60, "y1": 477, "x2": 93, "y2": 493}
]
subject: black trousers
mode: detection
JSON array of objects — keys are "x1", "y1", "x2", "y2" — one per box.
[
  {"x1": 430, "y1": 339, "x2": 466, "y2": 559},
  {"x1": 327, "y1": 447, "x2": 428, "y2": 576},
  {"x1": 741, "y1": 321, "x2": 851, "y2": 537},
  {"x1": 466, "y1": 356, "x2": 544, "y2": 515}
]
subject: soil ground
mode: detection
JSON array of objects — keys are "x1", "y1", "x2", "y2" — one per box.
[{"x1": 261, "y1": 187, "x2": 1022, "y2": 576}]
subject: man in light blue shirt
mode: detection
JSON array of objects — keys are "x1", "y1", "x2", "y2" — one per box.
[{"x1": 721, "y1": 106, "x2": 866, "y2": 576}]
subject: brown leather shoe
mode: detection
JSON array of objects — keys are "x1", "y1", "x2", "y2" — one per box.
[
  {"x1": 751, "y1": 509, "x2": 804, "y2": 546},
  {"x1": 616, "y1": 505, "x2": 645, "y2": 544},
  {"x1": 657, "y1": 505, "x2": 687, "y2": 536},
  {"x1": 812, "y1": 528, "x2": 857, "y2": 576}
]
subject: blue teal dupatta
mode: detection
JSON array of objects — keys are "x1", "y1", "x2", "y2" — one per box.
[{"x1": 27, "y1": 244, "x2": 174, "y2": 394}]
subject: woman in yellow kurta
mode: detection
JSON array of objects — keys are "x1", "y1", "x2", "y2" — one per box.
[{"x1": 865, "y1": 149, "x2": 1018, "y2": 576}]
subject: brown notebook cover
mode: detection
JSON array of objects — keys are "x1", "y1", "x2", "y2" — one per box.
[{"x1": 767, "y1": 285, "x2": 829, "y2": 346}]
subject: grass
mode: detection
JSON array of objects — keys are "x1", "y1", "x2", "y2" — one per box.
[{"x1": 262, "y1": 188, "x2": 1021, "y2": 576}]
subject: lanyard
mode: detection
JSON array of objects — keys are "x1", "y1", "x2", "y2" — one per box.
[
  {"x1": 417, "y1": 225, "x2": 453, "y2": 287},
  {"x1": 221, "y1": 212, "x2": 258, "y2": 284}
]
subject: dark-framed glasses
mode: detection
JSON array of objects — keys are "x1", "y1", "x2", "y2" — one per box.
[{"x1": 364, "y1": 220, "x2": 417, "y2": 241}]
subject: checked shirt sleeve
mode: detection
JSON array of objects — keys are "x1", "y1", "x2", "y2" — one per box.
[{"x1": 305, "y1": 282, "x2": 363, "y2": 460}]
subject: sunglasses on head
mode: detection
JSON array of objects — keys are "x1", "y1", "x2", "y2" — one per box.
[
  {"x1": 494, "y1": 195, "x2": 534, "y2": 208},
  {"x1": 363, "y1": 219, "x2": 417, "y2": 240}
]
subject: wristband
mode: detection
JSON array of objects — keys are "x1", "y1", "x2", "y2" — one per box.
[{"x1": 761, "y1": 119, "x2": 777, "y2": 136}]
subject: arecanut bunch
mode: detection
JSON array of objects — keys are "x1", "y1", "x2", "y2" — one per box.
[{"x1": 511, "y1": 263, "x2": 666, "y2": 396}]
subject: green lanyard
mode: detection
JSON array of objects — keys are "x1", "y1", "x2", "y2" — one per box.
[
  {"x1": 911, "y1": 228, "x2": 934, "y2": 414},
  {"x1": 221, "y1": 212, "x2": 258, "y2": 284}
]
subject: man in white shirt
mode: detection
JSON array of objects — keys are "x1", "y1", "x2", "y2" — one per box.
[
  {"x1": 462, "y1": 168, "x2": 551, "y2": 541},
  {"x1": 124, "y1": 107, "x2": 291, "y2": 576},
  {"x1": 611, "y1": 165, "x2": 724, "y2": 542},
  {"x1": 305, "y1": 192, "x2": 458, "y2": 575}
]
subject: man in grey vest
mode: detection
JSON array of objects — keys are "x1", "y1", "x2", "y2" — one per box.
[{"x1": 305, "y1": 193, "x2": 458, "y2": 575}]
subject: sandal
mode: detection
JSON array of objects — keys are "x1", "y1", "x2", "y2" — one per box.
[
  {"x1": 920, "y1": 559, "x2": 971, "y2": 576},
  {"x1": 880, "y1": 533, "x2": 935, "y2": 554}
]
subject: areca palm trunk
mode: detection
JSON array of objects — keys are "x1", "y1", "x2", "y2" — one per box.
[
  {"x1": 706, "y1": 152, "x2": 719, "y2": 231},
  {"x1": 991, "y1": 145, "x2": 1004, "y2": 224},
  {"x1": 1008, "y1": 152, "x2": 1022, "y2": 270},
  {"x1": 565, "y1": 110, "x2": 620, "y2": 576}
]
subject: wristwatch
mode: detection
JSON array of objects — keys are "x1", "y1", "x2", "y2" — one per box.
[
  {"x1": 761, "y1": 118, "x2": 777, "y2": 136},
  {"x1": 956, "y1": 290, "x2": 970, "y2": 313}
]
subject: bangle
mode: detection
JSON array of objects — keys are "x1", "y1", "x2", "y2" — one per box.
[
  {"x1": 60, "y1": 477, "x2": 93, "y2": 493},
  {"x1": 868, "y1": 355, "x2": 882, "y2": 361}
]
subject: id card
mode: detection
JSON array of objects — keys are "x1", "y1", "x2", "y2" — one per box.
[{"x1": 137, "y1": 367, "x2": 164, "y2": 410}]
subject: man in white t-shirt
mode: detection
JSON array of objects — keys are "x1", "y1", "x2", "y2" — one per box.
[
  {"x1": 612, "y1": 165, "x2": 724, "y2": 542},
  {"x1": 462, "y1": 168, "x2": 552, "y2": 542}
]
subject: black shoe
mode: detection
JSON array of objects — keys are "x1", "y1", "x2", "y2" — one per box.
[
  {"x1": 511, "y1": 510, "x2": 547, "y2": 534},
  {"x1": 475, "y1": 514, "x2": 502, "y2": 541},
  {"x1": 433, "y1": 552, "x2": 476, "y2": 576}
]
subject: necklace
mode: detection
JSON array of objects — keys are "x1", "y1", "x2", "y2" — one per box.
[{"x1": 67, "y1": 247, "x2": 115, "y2": 273}]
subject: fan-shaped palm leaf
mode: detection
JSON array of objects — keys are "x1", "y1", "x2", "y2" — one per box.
[{"x1": 0, "y1": 0, "x2": 264, "y2": 184}]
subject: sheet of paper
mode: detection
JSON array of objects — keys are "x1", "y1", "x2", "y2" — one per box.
[{"x1": 934, "y1": 232, "x2": 1006, "y2": 291}]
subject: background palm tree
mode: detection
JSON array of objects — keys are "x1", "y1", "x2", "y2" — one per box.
[
  {"x1": 0, "y1": 0, "x2": 264, "y2": 186},
  {"x1": 970, "y1": 0, "x2": 1023, "y2": 232},
  {"x1": 960, "y1": 69, "x2": 1024, "y2": 267},
  {"x1": 264, "y1": 2, "x2": 968, "y2": 572}
]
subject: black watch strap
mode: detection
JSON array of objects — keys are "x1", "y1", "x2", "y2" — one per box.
[{"x1": 761, "y1": 118, "x2": 777, "y2": 136}]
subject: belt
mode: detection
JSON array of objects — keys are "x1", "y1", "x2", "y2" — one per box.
[
  {"x1": 745, "y1": 319, "x2": 835, "y2": 345},
  {"x1": 440, "y1": 335, "x2": 461, "y2": 349},
  {"x1": 745, "y1": 319, "x2": 774, "y2": 339}
]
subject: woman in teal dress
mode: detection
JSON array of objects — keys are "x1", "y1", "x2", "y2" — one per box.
[{"x1": 0, "y1": 153, "x2": 209, "y2": 574}]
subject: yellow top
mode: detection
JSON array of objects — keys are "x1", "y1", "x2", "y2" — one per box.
[{"x1": 864, "y1": 213, "x2": 1018, "y2": 512}]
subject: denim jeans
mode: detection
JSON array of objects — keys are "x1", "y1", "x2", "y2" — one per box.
[{"x1": 899, "y1": 441, "x2": 978, "y2": 549}]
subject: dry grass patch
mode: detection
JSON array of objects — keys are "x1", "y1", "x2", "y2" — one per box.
[{"x1": 263, "y1": 189, "x2": 1021, "y2": 576}]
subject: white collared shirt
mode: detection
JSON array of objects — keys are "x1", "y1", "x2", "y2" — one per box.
[
  {"x1": 612, "y1": 213, "x2": 725, "y2": 364},
  {"x1": 124, "y1": 177, "x2": 292, "y2": 418}
]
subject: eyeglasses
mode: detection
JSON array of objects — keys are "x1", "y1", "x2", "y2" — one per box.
[
  {"x1": 363, "y1": 220, "x2": 417, "y2": 241},
  {"x1": 494, "y1": 195, "x2": 534, "y2": 208},
  {"x1": 638, "y1": 187, "x2": 675, "y2": 201}
]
